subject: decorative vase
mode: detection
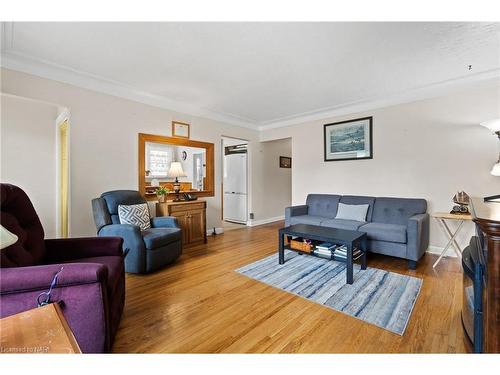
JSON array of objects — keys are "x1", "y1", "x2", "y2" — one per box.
[{"x1": 158, "y1": 194, "x2": 166, "y2": 203}]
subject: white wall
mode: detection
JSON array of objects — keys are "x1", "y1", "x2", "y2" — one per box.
[
  {"x1": 250, "y1": 138, "x2": 292, "y2": 223},
  {"x1": 261, "y1": 83, "x2": 500, "y2": 251},
  {"x1": 1, "y1": 68, "x2": 261, "y2": 236},
  {"x1": 0, "y1": 94, "x2": 59, "y2": 238}
]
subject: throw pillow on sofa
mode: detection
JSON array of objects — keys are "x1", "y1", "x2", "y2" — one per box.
[
  {"x1": 335, "y1": 203, "x2": 369, "y2": 222},
  {"x1": 118, "y1": 203, "x2": 151, "y2": 230}
]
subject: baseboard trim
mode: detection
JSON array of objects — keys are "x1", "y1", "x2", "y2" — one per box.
[
  {"x1": 247, "y1": 215, "x2": 285, "y2": 227},
  {"x1": 426, "y1": 245, "x2": 458, "y2": 258},
  {"x1": 207, "y1": 227, "x2": 224, "y2": 236}
]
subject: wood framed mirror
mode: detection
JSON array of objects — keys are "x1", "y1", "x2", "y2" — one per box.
[{"x1": 138, "y1": 133, "x2": 214, "y2": 200}]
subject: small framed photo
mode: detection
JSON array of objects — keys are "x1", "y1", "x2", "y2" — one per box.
[
  {"x1": 172, "y1": 121, "x2": 190, "y2": 139},
  {"x1": 324, "y1": 116, "x2": 373, "y2": 162},
  {"x1": 280, "y1": 156, "x2": 292, "y2": 168}
]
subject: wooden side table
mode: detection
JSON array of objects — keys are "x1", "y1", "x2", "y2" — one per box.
[
  {"x1": 0, "y1": 303, "x2": 81, "y2": 354},
  {"x1": 431, "y1": 212, "x2": 472, "y2": 268}
]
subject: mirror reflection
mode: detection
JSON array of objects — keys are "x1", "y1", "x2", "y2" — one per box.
[{"x1": 144, "y1": 142, "x2": 206, "y2": 197}]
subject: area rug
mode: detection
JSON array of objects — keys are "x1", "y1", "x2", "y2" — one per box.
[{"x1": 235, "y1": 250, "x2": 423, "y2": 335}]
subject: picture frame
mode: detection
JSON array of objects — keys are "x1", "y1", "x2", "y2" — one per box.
[
  {"x1": 172, "y1": 121, "x2": 190, "y2": 139},
  {"x1": 323, "y1": 116, "x2": 373, "y2": 162},
  {"x1": 279, "y1": 156, "x2": 292, "y2": 168}
]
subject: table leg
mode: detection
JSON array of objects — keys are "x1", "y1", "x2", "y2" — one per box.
[
  {"x1": 433, "y1": 219, "x2": 465, "y2": 268},
  {"x1": 441, "y1": 220, "x2": 464, "y2": 258},
  {"x1": 346, "y1": 243, "x2": 353, "y2": 284},
  {"x1": 361, "y1": 238, "x2": 367, "y2": 270},
  {"x1": 279, "y1": 232, "x2": 285, "y2": 265}
]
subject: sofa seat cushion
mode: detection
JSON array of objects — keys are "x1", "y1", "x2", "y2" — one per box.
[
  {"x1": 359, "y1": 222, "x2": 407, "y2": 244},
  {"x1": 320, "y1": 218, "x2": 365, "y2": 231},
  {"x1": 63, "y1": 255, "x2": 123, "y2": 293},
  {"x1": 289, "y1": 215, "x2": 327, "y2": 226},
  {"x1": 142, "y1": 228, "x2": 181, "y2": 250}
]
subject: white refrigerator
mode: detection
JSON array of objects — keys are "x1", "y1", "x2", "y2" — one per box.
[{"x1": 223, "y1": 152, "x2": 247, "y2": 223}]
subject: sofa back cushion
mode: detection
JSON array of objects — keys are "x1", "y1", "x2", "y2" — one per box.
[
  {"x1": 0, "y1": 184, "x2": 45, "y2": 267},
  {"x1": 101, "y1": 190, "x2": 147, "y2": 224},
  {"x1": 306, "y1": 194, "x2": 341, "y2": 218},
  {"x1": 339, "y1": 195, "x2": 376, "y2": 221},
  {"x1": 372, "y1": 197, "x2": 427, "y2": 225}
]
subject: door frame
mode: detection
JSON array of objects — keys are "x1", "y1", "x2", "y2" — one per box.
[
  {"x1": 221, "y1": 136, "x2": 249, "y2": 224},
  {"x1": 55, "y1": 109, "x2": 71, "y2": 238}
]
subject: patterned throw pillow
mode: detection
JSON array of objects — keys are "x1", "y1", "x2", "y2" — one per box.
[{"x1": 118, "y1": 203, "x2": 151, "y2": 230}]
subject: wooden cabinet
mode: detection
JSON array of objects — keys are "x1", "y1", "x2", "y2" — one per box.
[
  {"x1": 156, "y1": 200, "x2": 207, "y2": 246},
  {"x1": 470, "y1": 197, "x2": 500, "y2": 353}
]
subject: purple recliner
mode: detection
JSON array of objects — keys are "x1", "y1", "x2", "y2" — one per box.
[{"x1": 0, "y1": 183, "x2": 125, "y2": 353}]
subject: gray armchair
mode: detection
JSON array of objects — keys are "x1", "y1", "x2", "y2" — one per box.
[{"x1": 92, "y1": 190, "x2": 182, "y2": 274}]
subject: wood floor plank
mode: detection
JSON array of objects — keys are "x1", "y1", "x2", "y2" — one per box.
[{"x1": 112, "y1": 221, "x2": 468, "y2": 353}]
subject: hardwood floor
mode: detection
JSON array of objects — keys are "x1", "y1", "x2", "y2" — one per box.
[{"x1": 112, "y1": 221, "x2": 468, "y2": 353}]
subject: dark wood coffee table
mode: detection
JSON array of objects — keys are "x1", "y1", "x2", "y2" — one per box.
[{"x1": 279, "y1": 224, "x2": 367, "y2": 285}]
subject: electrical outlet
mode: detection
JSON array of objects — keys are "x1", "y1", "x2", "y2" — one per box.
[{"x1": 249, "y1": 213, "x2": 254, "y2": 219}]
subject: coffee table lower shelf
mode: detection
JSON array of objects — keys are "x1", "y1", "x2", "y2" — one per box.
[{"x1": 278, "y1": 224, "x2": 368, "y2": 285}]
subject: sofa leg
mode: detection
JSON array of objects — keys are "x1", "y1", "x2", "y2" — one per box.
[{"x1": 408, "y1": 260, "x2": 417, "y2": 270}]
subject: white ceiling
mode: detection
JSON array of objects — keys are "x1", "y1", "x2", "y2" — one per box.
[{"x1": 1, "y1": 22, "x2": 499, "y2": 129}]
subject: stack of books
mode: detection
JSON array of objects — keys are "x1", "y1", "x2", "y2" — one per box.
[
  {"x1": 333, "y1": 245, "x2": 363, "y2": 261},
  {"x1": 313, "y1": 242, "x2": 335, "y2": 259}
]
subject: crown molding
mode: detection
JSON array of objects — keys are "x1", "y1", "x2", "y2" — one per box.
[
  {"x1": 258, "y1": 69, "x2": 500, "y2": 131},
  {"x1": 0, "y1": 49, "x2": 259, "y2": 130},
  {"x1": 1, "y1": 35, "x2": 498, "y2": 133}
]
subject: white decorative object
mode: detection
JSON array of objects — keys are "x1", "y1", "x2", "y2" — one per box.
[
  {"x1": 480, "y1": 118, "x2": 500, "y2": 134},
  {"x1": 491, "y1": 161, "x2": 500, "y2": 176},
  {"x1": 480, "y1": 119, "x2": 500, "y2": 176},
  {"x1": 0, "y1": 225, "x2": 18, "y2": 250}
]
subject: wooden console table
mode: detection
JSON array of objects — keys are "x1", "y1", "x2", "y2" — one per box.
[
  {"x1": 0, "y1": 303, "x2": 81, "y2": 354},
  {"x1": 470, "y1": 197, "x2": 500, "y2": 353},
  {"x1": 156, "y1": 200, "x2": 207, "y2": 245},
  {"x1": 431, "y1": 212, "x2": 472, "y2": 268}
]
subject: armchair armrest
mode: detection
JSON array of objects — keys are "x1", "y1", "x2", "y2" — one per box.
[
  {"x1": 99, "y1": 223, "x2": 144, "y2": 247},
  {"x1": 285, "y1": 205, "x2": 308, "y2": 225},
  {"x1": 45, "y1": 237, "x2": 124, "y2": 263},
  {"x1": 151, "y1": 216, "x2": 179, "y2": 229},
  {"x1": 0, "y1": 263, "x2": 107, "y2": 295},
  {"x1": 407, "y1": 213, "x2": 430, "y2": 261}
]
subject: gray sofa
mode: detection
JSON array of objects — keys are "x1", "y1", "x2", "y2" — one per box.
[{"x1": 285, "y1": 194, "x2": 429, "y2": 269}]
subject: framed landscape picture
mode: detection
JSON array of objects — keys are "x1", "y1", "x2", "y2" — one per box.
[{"x1": 323, "y1": 116, "x2": 373, "y2": 161}]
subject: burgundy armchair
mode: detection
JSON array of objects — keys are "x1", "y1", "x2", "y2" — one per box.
[{"x1": 0, "y1": 183, "x2": 125, "y2": 353}]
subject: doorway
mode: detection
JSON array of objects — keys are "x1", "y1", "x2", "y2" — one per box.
[{"x1": 221, "y1": 136, "x2": 249, "y2": 229}]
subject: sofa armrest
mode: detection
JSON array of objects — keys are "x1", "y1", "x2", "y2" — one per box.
[
  {"x1": 45, "y1": 237, "x2": 124, "y2": 263},
  {"x1": 407, "y1": 213, "x2": 430, "y2": 261},
  {"x1": 151, "y1": 216, "x2": 179, "y2": 229},
  {"x1": 285, "y1": 205, "x2": 308, "y2": 226},
  {"x1": 0, "y1": 263, "x2": 107, "y2": 295}
]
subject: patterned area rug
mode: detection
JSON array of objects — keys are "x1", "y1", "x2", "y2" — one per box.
[{"x1": 235, "y1": 250, "x2": 423, "y2": 335}]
